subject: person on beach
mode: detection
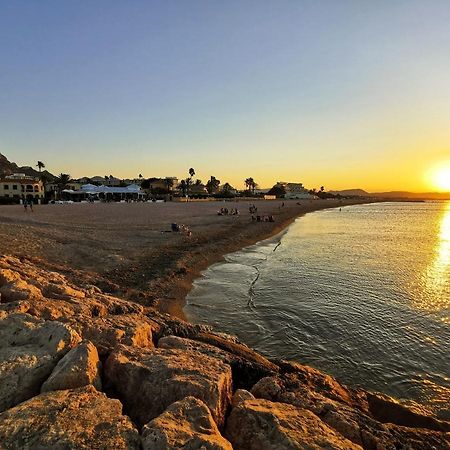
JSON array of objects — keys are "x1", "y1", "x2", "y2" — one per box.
[
  {"x1": 23, "y1": 201, "x2": 28, "y2": 212},
  {"x1": 29, "y1": 200, "x2": 33, "y2": 212}
]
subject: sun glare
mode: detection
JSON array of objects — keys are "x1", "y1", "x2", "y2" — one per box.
[{"x1": 427, "y1": 163, "x2": 450, "y2": 192}]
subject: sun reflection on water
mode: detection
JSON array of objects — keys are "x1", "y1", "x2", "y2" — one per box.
[{"x1": 418, "y1": 202, "x2": 450, "y2": 317}]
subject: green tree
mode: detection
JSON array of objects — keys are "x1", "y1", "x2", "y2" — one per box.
[
  {"x1": 165, "y1": 178, "x2": 174, "y2": 194},
  {"x1": 55, "y1": 173, "x2": 71, "y2": 199},
  {"x1": 206, "y1": 176, "x2": 220, "y2": 194},
  {"x1": 36, "y1": 161, "x2": 45, "y2": 172}
]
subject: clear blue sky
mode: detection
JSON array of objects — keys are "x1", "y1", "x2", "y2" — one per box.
[{"x1": 1, "y1": 1, "x2": 449, "y2": 190}]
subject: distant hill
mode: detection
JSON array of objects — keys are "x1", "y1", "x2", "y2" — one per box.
[
  {"x1": 370, "y1": 191, "x2": 450, "y2": 200},
  {"x1": 329, "y1": 189, "x2": 370, "y2": 197},
  {"x1": 0, "y1": 153, "x2": 55, "y2": 180},
  {"x1": 331, "y1": 188, "x2": 450, "y2": 200}
]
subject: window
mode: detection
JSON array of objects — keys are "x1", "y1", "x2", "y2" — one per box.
[
  {"x1": 4, "y1": 184, "x2": 8, "y2": 190},
  {"x1": 13, "y1": 185, "x2": 18, "y2": 190},
  {"x1": 4, "y1": 194, "x2": 9, "y2": 198}
]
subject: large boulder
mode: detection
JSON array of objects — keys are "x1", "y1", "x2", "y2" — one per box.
[
  {"x1": 158, "y1": 334, "x2": 278, "y2": 389},
  {"x1": 251, "y1": 372, "x2": 450, "y2": 449},
  {"x1": 67, "y1": 313, "x2": 157, "y2": 356},
  {"x1": 104, "y1": 345, "x2": 232, "y2": 427},
  {"x1": 0, "y1": 255, "x2": 145, "y2": 320},
  {"x1": 0, "y1": 313, "x2": 81, "y2": 412},
  {"x1": 0, "y1": 385, "x2": 140, "y2": 449},
  {"x1": 225, "y1": 398, "x2": 362, "y2": 449},
  {"x1": 41, "y1": 340, "x2": 102, "y2": 392},
  {"x1": 142, "y1": 396, "x2": 232, "y2": 450}
]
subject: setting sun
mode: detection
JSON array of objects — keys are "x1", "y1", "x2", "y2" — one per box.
[{"x1": 426, "y1": 163, "x2": 450, "y2": 192}]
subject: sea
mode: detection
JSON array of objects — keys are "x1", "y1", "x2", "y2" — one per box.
[{"x1": 184, "y1": 201, "x2": 450, "y2": 420}]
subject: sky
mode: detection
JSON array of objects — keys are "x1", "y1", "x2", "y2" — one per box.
[{"x1": 1, "y1": 1, "x2": 449, "y2": 192}]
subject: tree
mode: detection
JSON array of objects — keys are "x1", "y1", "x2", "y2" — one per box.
[
  {"x1": 187, "y1": 168, "x2": 195, "y2": 197},
  {"x1": 206, "y1": 176, "x2": 220, "y2": 194},
  {"x1": 139, "y1": 174, "x2": 143, "y2": 179},
  {"x1": 179, "y1": 179, "x2": 187, "y2": 196},
  {"x1": 36, "y1": 161, "x2": 45, "y2": 173},
  {"x1": 244, "y1": 177, "x2": 257, "y2": 194},
  {"x1": 195, "y1": 179, "x2": 202, "y2": 186},
  {"x1": 268, "y1": 184, "x2": 286, "y2": 198},
  {"x1": 165, "y1": 178, "x2": 174, "y2": 194},
  {"x1": 55, "y1": 173, "x2": 71, "y2": 199},
  {"x1": 320, "y1": 186, "x2": 325, "y2": 192}
]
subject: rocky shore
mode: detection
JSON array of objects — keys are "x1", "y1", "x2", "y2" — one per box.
[{"x1": 1, "y1": 254, "x2": 449, "y2": 449}]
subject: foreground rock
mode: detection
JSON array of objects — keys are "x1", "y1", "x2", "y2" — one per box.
[
  {"x1": 251, "y1": 371, "x2": 450, "y2": 449},
  {"x1": 158, "y1": 334, "x2": 278, "y2": 389},
  {"x1": 142, "y1": 396, "x2": 232, "y2": 450},
  {"x1": 66, "y1": 313, "x2": 159, "y2": 356},
  {"x1": 225, "y1": 398, "x2": 362, "y2": 450},
  {"x1": 41, "y1": 340, "x2": 102, "y2": 392},
  {"x1": 105, "y1": 345, "x2": 232, "y2": 427},
  {"x1": 0, "y1": 312, "x2": 80, "y2": 412},
  {"x1": 0, "y1": 255, "x2": 144, "y2": 320},
  {"x1": 0, "y1": 385, "x2": 140, "y2": 449}
]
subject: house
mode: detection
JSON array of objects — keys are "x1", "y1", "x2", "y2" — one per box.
[
  {"x1": 274, "y1": 181, "x2": 316, "y2": 199},
  {"x1": 0, "y1": 173, "x2": 45, "y2": 202}
]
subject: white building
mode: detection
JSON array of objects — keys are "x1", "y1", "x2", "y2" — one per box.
[{"x1": 275, "y1": 181, "x2": 316, "y2": 200}]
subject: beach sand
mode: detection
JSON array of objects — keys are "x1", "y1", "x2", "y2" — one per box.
[{"x1": 0, "y1": 198, "x2": 372, "y2": 319}]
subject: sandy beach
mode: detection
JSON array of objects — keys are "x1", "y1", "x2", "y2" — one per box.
[{"x1": 0, "y1": 198, "x2": 372, "y2": 319}]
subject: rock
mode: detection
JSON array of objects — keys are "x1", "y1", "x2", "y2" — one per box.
[
  {"x1": 0, "y1": 385, "x2": 140, "y2": 449},
  {"x1": 158, "y1": 334, "x2": 277, "y2": 389},
  {"x1": 0, "y1": 268, "x2": 42, "y2": 302},
  {"x1": 367, "y1": 392, "x2": 450, "y2": 432},
  {"x1": 68, "y1": 313, "x2": 157, "y2": 356},
  {"x1": 105, "y1": 345, "x2": 232, "y2": 427},
  {"x1": 231, "y1": 389, "x2": 255, "y2": 407},
  {"x1": 251, "y1": 373, "x2": 450, "y2": 449},
  {"x1": 41, "y1": 340, "x2": 102, "y2": 392},
  {"x1": 142, "y1": 396, "x2": 232, "y2": 450},
  {"x1": 0, "y1": 313, "x2": 81, "y2": 412},
  {"x1": 0, "y1": 255, "x2": 145, "y2": 321},
  {"x1": 225, "y1": 398, "x2": 362, "y2": 449}
]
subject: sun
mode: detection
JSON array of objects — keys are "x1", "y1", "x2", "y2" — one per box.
[{"x1": 427, "y1": 163, "x2": 450, "y2": 192}]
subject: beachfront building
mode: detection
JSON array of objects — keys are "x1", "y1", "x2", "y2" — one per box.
[
  {"x1": 0, "y1": 174, "x2": 45, "y2": 202},
  {"x1": 274, "y1": 181, "x2": 316, "y2": 199},
  {"x1": 61, "y1": 183, "x2": 146, "y2": 201}
]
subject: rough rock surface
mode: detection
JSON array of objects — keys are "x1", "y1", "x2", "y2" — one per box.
[
  {"x1": 0, "y1": 385, "x2": 140, "y2": 449},
  {"x1": 231, "y1": 389, "x2": 255, "y2": 407},
  {"x1": 105, "y1": 344, "x2": 232, "y2": 427},
  {"x1": 158, "y1": 334, "x2": 278, "y2": 389},
  {"x1": 0, "y1": 312, "x2": 81, "y2": 412},
  {"x1": 251, "y1": 372, "x2": 450, "y2": 449},
  {"x1": 0, "y1": 255, "x2": 144, "y2": 320},
  {"x1": 41, "y1": 340, "x2": 102, "y2": 392},
  {"x1": 66, "y1": 313, "x2": 158, "y2": 356},
  {"x1": 142, "y1": 396, "x2": 232, "y2": 450},
  {"x1": 225, "y1": 398, "x2": 362, "y2": 450}
]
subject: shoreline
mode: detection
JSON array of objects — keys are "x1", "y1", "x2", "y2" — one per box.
[{"x1": 153, "y1": 199, "x2": 379, "y2": 321}]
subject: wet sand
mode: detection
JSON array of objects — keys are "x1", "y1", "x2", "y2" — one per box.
[{"x1": 0, "y1": 199, "x2": 373, "y2": 319}]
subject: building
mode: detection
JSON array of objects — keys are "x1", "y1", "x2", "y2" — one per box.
[
  {"x1": 274, "y1": 181, "x2": 316, "y2": 200},
  {"x1": 0, "y1": 173, "x2": 45, "y2": 202}
]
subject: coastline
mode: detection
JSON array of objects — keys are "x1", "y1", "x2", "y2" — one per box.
[{"x1": 153, "y1": 199, "x2": 379, "y2": 321}]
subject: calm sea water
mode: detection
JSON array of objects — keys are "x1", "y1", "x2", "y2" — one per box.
[{"x1": 185, "y1": 202, "x2": 450, "y2": 419}]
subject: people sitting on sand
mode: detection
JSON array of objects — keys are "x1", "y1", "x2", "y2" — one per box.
[{"x1": 171, "y1": 223, "x2": 192, "y2": 236}]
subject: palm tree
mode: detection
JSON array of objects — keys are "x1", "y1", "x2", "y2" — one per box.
[
  {"x1": 187, "y1": 168, "x2": 195, "y2": 197},
  {"x1": 206, "y1": 176, "x2": 220, "y2": 194},
  {"x1": 36, "y1": 161, "x2": 45, "y2": 172},
  {"x1": 320, "y1": 186, "x2": 325, "y2": 192},
  {"x1": 244, "y1": 177, "x2": 256, "y2": 193},
  {"x1": 55, "y1": 173, "x2": 71, "y2": 199},
  {"x1": 179, "y1": 179, "x2": 187, "y2": 196},
  {"x1": 165, "y1": 178, "x2": 174, "y2": 194}
]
